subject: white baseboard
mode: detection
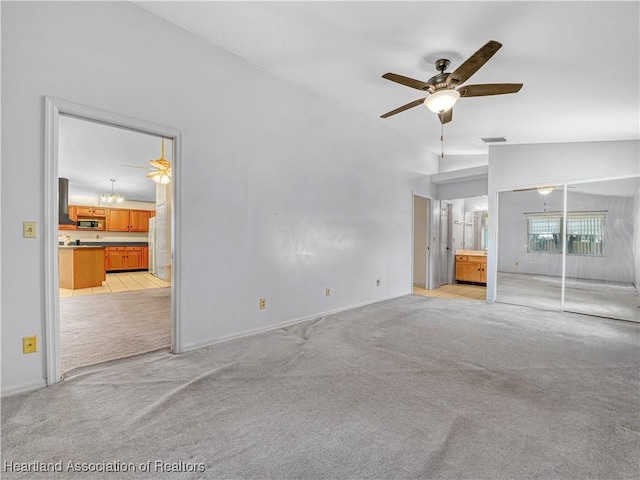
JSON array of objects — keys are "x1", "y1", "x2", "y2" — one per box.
[
  {"x1": 1, "y1": 379, "x2": 47, "y2": 397},
  {"x1": 182, "y1": 293, "x2": 407, "y2": 353}
]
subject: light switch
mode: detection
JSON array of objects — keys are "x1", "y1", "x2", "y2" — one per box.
[{"x1": 23, "y1": 221, "x2": 37, "y2": 238}]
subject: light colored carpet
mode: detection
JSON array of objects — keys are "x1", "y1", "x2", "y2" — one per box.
[
  {"x1": 2, "y1": 295, "x2": 639, "y2": 479},
  {"x1": 497, "y1": 272, "x2": 639, "y2": 322},
  {"x1": 60, "y1": 288, "x2": 171, "y2": 374}
]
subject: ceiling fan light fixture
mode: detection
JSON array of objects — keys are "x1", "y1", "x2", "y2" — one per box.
[
  {"x1": 537, "y1": 186, "x2": 554, "y2": 195},
  {"x1": 424, "y1": 89, "x2": 460, "y2": 114},
  {"x1": 149, "y1": 170, "x2": 171, "y2": 185}
]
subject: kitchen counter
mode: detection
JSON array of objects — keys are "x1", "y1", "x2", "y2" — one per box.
[
  {"x1": 59, "y1": 246, "x2": 106, "y2": 289},
  {"x1": 455, "y1": 249, "x2": 487, "y2": 256}
]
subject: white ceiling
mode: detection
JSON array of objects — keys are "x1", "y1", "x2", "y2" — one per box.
[
  {"x1": 60, "y1": 2, "x2": 639, "y2": 201},
  {"x1": 135, "y1": 1, "x2": 639, "y2": 157}
]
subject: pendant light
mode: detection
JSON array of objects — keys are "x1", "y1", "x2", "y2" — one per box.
[{"x1": 100, "y1": 179, "x2": 124, "y2": 203}]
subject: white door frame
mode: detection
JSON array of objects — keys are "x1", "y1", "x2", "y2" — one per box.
[{"x1": 44, "y1": 97, "x2": 183, "y2": 386}]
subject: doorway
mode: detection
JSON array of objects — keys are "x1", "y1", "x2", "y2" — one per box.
[{"x1": 44, "y1": 97, "x2": 182, "y2": 385}]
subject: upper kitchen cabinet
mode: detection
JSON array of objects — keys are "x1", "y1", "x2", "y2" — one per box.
[
  {"x1": 129, "y1": 210, "x2": 150, "y2": 232},
  {"x1": 107, "y1": 208, "x2": 151, "y2": 232},
  {"x1": 76, "y1": 206, "x2": 106, "y2": 217}
]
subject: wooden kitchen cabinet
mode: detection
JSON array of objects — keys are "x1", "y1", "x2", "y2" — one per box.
[
  {"x1": 129, "y1": 210, "x2": 150, "y2": 232},
  {"x1": 106, "y1": 247, "x2": 127, "y2": 270},
  {"x1": 107, "y1": 209, "x2": 130, "y2": 232},
  {"x1": 455, "y1": 251, "x2": 487, "y2": 284},
  {"x1": 106, "y1": 208, "x2": 151, "y2": 232},
  {"x1": 141, "y1": 246, "x2": 149, "y2": 269},
  {"x1": 105, "y1": 246, "x2": 148, "y2": 271},
  {"x1": 76, "y1": 206, "x2": 106, "y2": 217}
]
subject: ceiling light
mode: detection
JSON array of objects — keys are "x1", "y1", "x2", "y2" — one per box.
[
  {"x1": 424, "y1": 89, "x2": 460, "y2": 114},
  {"x1": 149, "y1": 170, "x2": 171, "y2": 184},
  {"x1": 147, "y1": 138, "x2": 172, "y2": 184},
  {"x1": 100, "y1": 179, "x2": 124, "y2": 203},
  {"x1": 537, "y1": 186, "x2": 554, "y2": 195}
]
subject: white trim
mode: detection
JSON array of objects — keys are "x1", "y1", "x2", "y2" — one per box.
[
  {"x1": 182, "y1": 294, "x2": 408, "y2": 353},
  {"x1": 43, "y1": 97, "x2": 183, "y2": 385},
  {"x1": 1, "y1": 379, "x2": 47, "y2": 397},
  {"x1": 560, "y1": 184, "x2": 568, "y2": 311}
]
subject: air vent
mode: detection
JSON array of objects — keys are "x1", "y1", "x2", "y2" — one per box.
[{"x1": 480, "y1": 137, "x2": 507, "y2": 143}]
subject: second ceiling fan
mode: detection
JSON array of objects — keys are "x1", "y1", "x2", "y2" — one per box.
[{"x1": 381, "y1": 40, "x2": 523, "y2": 124}]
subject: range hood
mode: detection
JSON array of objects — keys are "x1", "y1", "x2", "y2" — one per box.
[{"x1": 58, "y1": 178, "x2": 76, "y2": 226}]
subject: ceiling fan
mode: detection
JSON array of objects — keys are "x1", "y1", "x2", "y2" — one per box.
[
  {"x1": 380, "y1": 40, "x2": 523, "y2": 124},
  {"x1": 120, "y1": 138, "x2": 172, "y2": 184}
]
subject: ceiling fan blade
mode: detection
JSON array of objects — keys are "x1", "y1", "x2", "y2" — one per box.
[
  {"x1": 149, "y1": 159, "x2": 171, "y2": 169},
  {"x1": 438, "y1": 109, "x2": 453, "y2": 124},
  {"x1": 120, "y1": 164, "x2": 151, "y2": 170},
  {"x1": 380, "y1": 98, "x2": 426, "y2": 118},
  {"x1": 446, "y1": 40, "x2": 502, "y2": 87},
  {"x1": 458, "y1": 83, "x2": 523, "y2": 97},
  {"x1": 382, "y1": 73, "x2": 431, "y2": 91}
]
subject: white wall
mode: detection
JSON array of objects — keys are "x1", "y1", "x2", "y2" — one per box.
[
  {"x1": 437, "y1": 178, "x2": 488, "y2": 201},
  {"x1": 0, "y1": 2, "x2": 436, "y2": 392},
  {"x1": 438, "y1": 154, "x2": 488, "y2": 173},
  {"x1": 487, "y1": 140, "x2": 640, "y2": 300}
]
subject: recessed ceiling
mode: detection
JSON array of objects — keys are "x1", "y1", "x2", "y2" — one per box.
[
  {"x1": 59, "y1": 115, "x2": 170, "y2": 203},
  {"x1": 135, "y1": 1, "x2": 639, "y2": 157}
]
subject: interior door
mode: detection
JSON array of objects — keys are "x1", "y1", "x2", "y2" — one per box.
[
  {"x1": 413, "y1": 195, "x2": 430, "y2": 288},
  {"x1": 440, "y1": 202, "x2": 453, "y2": 285}
]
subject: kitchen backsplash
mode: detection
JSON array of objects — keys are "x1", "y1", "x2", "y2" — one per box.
[{"x1": 60, "y1": 230, "x2": 149, "y2": 243}]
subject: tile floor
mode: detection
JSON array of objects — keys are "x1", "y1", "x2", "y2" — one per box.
[
  {"x1": 60, "y1": 271, "x2": 171, "y2": 297},
  {"x1": 413, "y1": 283, "x2": 486, "y2": 301}
]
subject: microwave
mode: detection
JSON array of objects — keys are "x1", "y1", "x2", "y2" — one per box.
[{"x1": 77, "y1": 218, "x2": 105, "y2": 230}]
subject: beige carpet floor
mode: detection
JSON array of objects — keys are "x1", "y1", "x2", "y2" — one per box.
[
  {"x1": 4, "y1": 295, "x2": 638, "y2": 479},
  {"x1": 60, "y1": 288, "x2": 171, "y2": 374}
]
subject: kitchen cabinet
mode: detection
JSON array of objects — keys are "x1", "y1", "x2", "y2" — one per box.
[
  {"x1": 141, "y1": 246, "x2": 149, "y2": 270},
  {"x1": 455, "y1": 251, "x2": 487, "y2": 284},
  {"x1": 129, "y1": 210, "x2": 150, "y2": 232},
  {"x1": 76, "y1": 206, "x2": 106, "y2": 217},
  {"x1": 59, "y1": 246, "x2": 106, "y2": 289},
  {"x1": 105, "y1": 246, "x2": 147, "y2": 271},
  {"x1": 107, "y1": 208, "x2": 151, "y2": 232},
  {"x1": 59, "y1": 205, "x2": 77, "y2": 231}
]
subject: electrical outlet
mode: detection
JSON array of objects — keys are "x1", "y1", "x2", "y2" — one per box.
[
  {"x1": 23, "y1": 221, "x2": 37, "y2": 238},
  {"x1": 23, "y1": 336, "x2": 37, "y2": 354},
  {"x1": 259, "y1": 298, "x2": 267, "y2": 309},
  {"x1": 325, "y1": 288, "x2": 331, "y2": 297}
]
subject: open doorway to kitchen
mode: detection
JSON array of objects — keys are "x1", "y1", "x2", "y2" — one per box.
[{"x1": 44, "y1": 98, "x2": 181, "y2": 385}]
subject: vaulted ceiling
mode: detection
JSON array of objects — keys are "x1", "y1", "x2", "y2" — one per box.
[
  {"x1": 61, "y1": 2, "x2": 639, "y2": 202},
  {"x1": 136, "y1": 1, "x2": 639, "y2": 156}
]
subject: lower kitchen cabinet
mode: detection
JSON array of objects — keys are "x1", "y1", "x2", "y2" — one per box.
[{"x1": 105, "y1": 246, "x2": 148, "y2": 272}]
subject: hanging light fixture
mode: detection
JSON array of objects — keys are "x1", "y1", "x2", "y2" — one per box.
[
  {"x1": 100, "y1": 179, "x2": 124, "y2": 203},
  {"x1": 424, "y1": 89, "x2": 460, "y2": 114},
  {"x1": 537, "y1": 186, "x2": 554, "y2": 195},
  {"x1": 147, "y1": 139, "x2": 172, "y2": 184}
]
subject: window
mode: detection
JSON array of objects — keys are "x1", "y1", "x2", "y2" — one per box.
[{"x1": 527, "y1": 213, "x2": 604, "y2": 256}]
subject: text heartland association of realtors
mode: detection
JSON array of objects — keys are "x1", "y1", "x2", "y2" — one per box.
[{"x1": 3, "y1": 460, "x2": 206, "y2": 473}]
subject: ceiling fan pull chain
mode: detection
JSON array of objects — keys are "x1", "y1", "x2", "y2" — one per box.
[{"x1": 441, "y1": 123, "x2": 445, "y2": 159}]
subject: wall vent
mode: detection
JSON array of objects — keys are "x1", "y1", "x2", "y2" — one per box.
[{"x1": 480, "y1": 137, "x2": 507, "y2": 143}]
